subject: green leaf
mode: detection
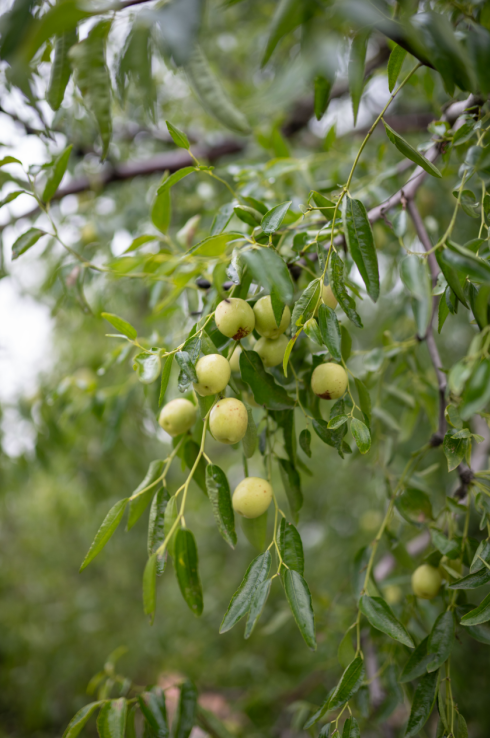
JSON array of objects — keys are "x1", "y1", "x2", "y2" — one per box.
[
  {"x1": 205, "y1": 465, "x2": 237, "y2": 548},
  {"x1": 278, "y1": 518, "x2": 304, "y2": 575},
  {"x1": 404, "y1": 671, "x2": 438, "y2": 737},
  {"x1": 174, "y1": 528, "x2": 203, "y2": 616},
  {"x1": 186, "y1": 45, "x2": 251, "y2": 135},
  {"x1": 318, "y1": 304, "x2": 341, "y2": 361},
  {"x1": 159, "y1": 355, "x2": 174, "y2": 406},
  {"x1": 461, "y1": 591, "x2": 490, "y2": 626},
  {"x1": 43, "y1": 145, "x2": 72, "y2": 203},
  {"x1": 133, "y1": 353, "x2": 161, "y2": 385},
  {"x1": 354, "y1": 377, "x2": 371, "y2": 426},
  {"x1": 387, "y1": 44, "x2": 407, "y2": 92},
  {"x1": 319, "y1": 723, "x2": 332, "y2": 737},
  {"x1": 469, "y1": 283, "x2": 490, "y2": 331},
  {"x1": 241, "y1": 512, "x2": 268, "y2": 551},
  {"x1": 342, "y1": 195, "x2": 379, "y2": 302},
  {"x1": 241, "y1": 247, "x2": 294, "y2": 304},
  {"x1": 183, "y1": 439, "x2": 207, "y2": 495},
  {"x1": 96, "y1": 698, "x2": 127, "y2": 738},
  {"x1": 166, "y1": 120, "x2": 190, "y2": 149},
  {"x1": 443, "y1": 429, "x2": 470, "y2": 472},
  {"x1": 163, "y1": 496, "x2": 178, "y2": 558},
  {"x1": 291, "y1": 279, "x2": 321, "y2": 328},
  {"x1": 260, "y1": 201, "x2": 291, "y2": 234},
  {"x1": 471, "y1": 540, "x2": 490, "y2": 572},
  {"x1": 342, "y1": 716, "x2": 360, "y2": 738},
  {"x1": 63, "y1": 702, "x2": 102, "y2": 738},
  {"x1": 278, "y1": 458, "x2": 303, "y2": 521},
  {"x1": 220, "y1": 551, "x2": 271, "y2": 633},
  {"x1": 138, "y1": 688, "x2": 169, "y2": 738},
  {"x1": 242, "y1": 403, "x2": 257, "y2": 459},
  {"x1": 436, "y1": 249, "x2": 472, "y2": 306},
  {"x1": 239, "y1": 350, "x2": 294, "y2": 410},
  {"x1": 426, "y1": 611, "x2": 455, "y2": 672},
  {"x1": 80, "y1": 498, "x2": 129, "y2": 571},
  {"x1": 189, "y1": 232, "x2": 243, "y2": 257},
  {"x1": 468, "y1": 25, "x2": 490, "y2": 96},
  {"x1": 449, "y1": 566, "x2": 490, "y2": 590},
  {"x1": 211, "y1": 203, "x2": 234, "y2": 235},
  {"x1": 127, "y1": 460, "x2": 165, "y2": 530},
  {"x1": 304, "y1": 657, "x2": 365, "y2": 728},
  {"x1": 337, "y1": 631, "x2": 356, "y2": 669},
  {"x1": 283, "y1": 569, "x2": 316, "y2": 650},
  {"x1": 0, "y1": 190, "x2": 28, "y2": 208},
  {"x1": 395, "y1": 488, "x2": 433, "y2": 527},
  {"x1": 349, "y1": 30, "x2": 369, "y2": 126},
  {"x1": 147, "y1": 487, "x2": 169, "y2": 574},
  {"x1": 101, "y1": 312, "x2": 137, "y2": 340},
  {"x1": 152, "y1": 186, "x2": 171, "y2": 234},
  {"x1": 299, "y1": 428, "x2": 311, "y2": 458},
  {"x1": 11, "y1": 228, "x2": 46, "y2": 260},
  {"x1": 431, "y1": 529, "x2": 460, "y2": 559},
  {"x1": 175, "y1": 351, "x2": 198, "y2": 393},
  {"x1": 0, "y1": 156, "x2": 22, "y2": 166},
  {"x1": 442, "y1": 241, "x2": 490, "y2": 284},
  {"x1": 399, "y1": 636, "x2": 432, "y2": 683},
  {"x1": 234, "y1": 205, "x2": 261, "y2": 227},
  {"x1": 400, "y1": 255, "x2": 432, "y2": 337},
  {"x1": 143, "y1": 553, "x2": 157, "y2": 624},
  {"x1": 314, "y1": 75, "x2": 331, "y2": 120},
  {"x1": 70, "y1": 21, "x2": 113, "y2": 158},
  {"x1": 383, "y1": 120, "x2": 442, "y2": 178},
  {"x1": 329, "y1": 253, "x2": 362, "y2": 328},
  {"x1": 261, "y1": 0, "x2": 303, "y2": 66},
  {"x1": 157, "y1": 167, "x2": 197, "y2": 193},
  {"x1": 196, "y1": 706, "x2": 235, "y2": 738},
  {"x1": 312, "y1": 419, "x2": 345, "y2": 458},
  {"x1": 350, "y1": 418, "x2": 371, "y2": 454},
  {"x1": 359, "y1": 595, "x2": 415, "y2": 647},
  {"x1": 47, "y1": 30, "x2": 78, "y2": 111},
  {"x1": 460, "y1": 359, "x2": 490, "y2": 420},
  {"x1": 174, "y1": 680, "x2": 197, "y2": 738},
  {"x1": 244, "y1": 578, "x2": 272, "y2": 639}
]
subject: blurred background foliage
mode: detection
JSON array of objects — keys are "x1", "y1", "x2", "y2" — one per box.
[{"x1": 1, "y1": 0, "x2": 490, "y2": 737}]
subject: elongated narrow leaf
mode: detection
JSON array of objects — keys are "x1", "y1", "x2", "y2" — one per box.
[
  {"x1": 278, "y1": 519, "x2": 304, "y2": 574},
  {"x1": 399, "y1": 636, "x2": 432, "y2": 683},
  {"x1": 342, "y1": 195, "x2": 379, "y2": 301},
  {"x1": 291, "y1": 279, "x2": 321, "y2": 329},
  {"x1": 283, "y1": 569, "x2": 316, "y2": 650},
  {"x1": 183, "y1": 439, "x2": 207, "y2": 496},
  {"x1": 461, "y1": 591, "x2": 490, "y2": 625},
  {"x1": 278, "y1": 458, "x2": 303, "y2": 521},
  {"x1": 63, "y1": 702, "x2": 102, "y2": 738},
  {"x1": 360, "y1": 595, "x2": 414, "y2": 647},
  {"x1": 189, "y1": 232, "x2": 243, "y2": 257},
  {"x1": 152, "y1": 186, "x2": 171, "y2": 234},
  {"x1": 350, "y1": 417, "x2": 371, "y2": 454},
  {"x1": 244, "y1": 578, "x2": 272, "y2": 639},
  {"x1": 220, "y1": 551, "x2": 271, "y2": 633},
  {"x1": 205, "y1": 465, "x2": 236, "y2": 548},
  {"x1": 241, "y1": 247, "x2": 294, "y2": 304},
  {"x1": 80, "y1": 498, "x2": 129, "y2": 571},
  {"x1": 43, "y1": 145, "x2": 72, "y2": 203},
  {"x1": 443, "y1": 241, "x2": 490, "y2": 284},
  {"x1": 12, "y1": 228, "x2": 46, "y2": 260},
  {"x1": 400, "y1": 256, "x2": 431, "y2": 337},
  {"x1": 143, "y1": 553, "x2": 157, "y2": 623},
  {"x1": 354, "y1": 377, "x2": 371, "y2": 425},
  {"x1": 304, "y1": 657, "x2": 365, "y2": 728},
  {"x1": 174, "y1": 529, "x2": 203, "y2": 616},
  {"x1": 240, "y1": 350, "x2": 294, "y2": 410},
  {"x1": 460, "y1": 359, "x2": 490, "y2": 420},
  {"x1": 261, "y1": 0, "x2": 302, "y2": 66},
  {"x1": 138, "y1": 688, "x2": 169, "y2": 738},
  {"x1": 388, "y1": 44, "x2": 407, "y2": 92},
  {"x1": 166, "y1": 120, "x2": 189, "y2": 149},
  {"x1": 329, "y1": 253, "x2": 362, "y2": 328},
  {"x1": 174, "y1": 681, "x2": 197, "y2": 738},
  {"x1": 342, "y1": 716, "x2": 360, "y2": 738},
  {"x1": 260, "y1": 201, "x2": 291, "y2": 234},
  {"x1": 314, "y1": 75, "x2": 331, "y2": 120},
  {"x1": 147, "y1": 487, "x2": 169, "y2": 574},
  {"x1": 127, "y1": 460, "x2": 165, "y2": 530},
  {"x1": 101, "y1": 312, "x2": 137, "y2": 340},
  {"x1": 312, "y1": 419, "x2": 345, "y2": 458},
  {"x1": 349, "y1": 30, "x2": 369, "y2": 126},
  {"x1": 426, "y1": 611, "x2": 455, "y2": 672},
  {"x1": 449, "y1": 566, "x2": 490, "y2": 590},
  {"x1": 157, "y1": 167, "x2": 197, "y2": 193},
  {"x1": 47, "y1": 30, "x2": 78, "y2": 111},
  {"x1": 96, "y1": 698, "x2": 127, "y2": 738},
  {"x1": 299, "y1": 428, "x2": 311, "y2": 457},
  {"x1": 159, "y1": 354, "x2": 174, "y2": 406},
  {"x1": 186, "y1": 46, "x2": 250, "y2": 135},
  {"x1": 176, "y1": 351, "x2": 198, "y2": 392},
  {"x1": 383, "y1": 120, "x2": 442, "y2": 178},
  {"x1": 404, "y1": 671, "x2": 438, "y2": 737},
  {"x1": 241, "y1": 512, "x2": 268, "y2": 551},
  {"x1": 163, "y1": 496, "x2": 178, "y2": 558},
  {"x1": 318, "y1": 304, "x2": 341, "y2": 361}
]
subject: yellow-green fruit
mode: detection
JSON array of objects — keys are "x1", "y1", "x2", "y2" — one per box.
[
  {"x1": 209, "y1": 397, "x2": 248, "y2": 444},
  {"x1": 411, "y1": 564, "x2": 442, "y2": 599},
  {"x1": 315, "y1": 284, "x2": 337, "y2": 315},
  {"x1": 253, "y1": 296, "x2": 291, "y2": 339},
  {"x1": 232, "y1": 477, "x2": 273, "y2": 519},
  {"x1": 384, "y1": 585, "x2": 402, "y2": 606},
  {"x1": 158, "y1": 398, "x2": 196, "y2": 437},
  {"x1": 193, "y1": 354, "x2": 231, "y2": 396},
  {"x1": 215, "y1": 298, "x2": 255, "y2": 340},
  {"x1": 229, "y1": 346, "x2": 242, "y2": 373},
  {"x1": 255, "y1": 335, "x2": 289, "y2": 368},
  {"x1": 311, "y1": 363, "x2": 348, "y2": 400}
]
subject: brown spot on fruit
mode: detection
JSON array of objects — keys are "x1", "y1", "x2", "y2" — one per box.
[
  {"x1": 233, "y1": 328, "x2": 249, "y2": 340},
  {"x1": 319, "y1": 391, "x2": 332, "y2": 400}
]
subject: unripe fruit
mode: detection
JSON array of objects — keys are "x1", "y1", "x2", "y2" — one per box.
[
  {"x1": 253, "y1": 296, "x2": 291, "y2": 339},
  {"x1": 159, "y1": 398, "x2": 196, "y2": 437},
  {"x1": 315, "y1": 283, "x2": 337, "y2": 315},
  {"x1": 411, "y1": 564, "x2": 442, "y2": 599},
  {"x1": 311, "y1": 363, "x2": 348, "y2": 400},
  {"x1": 232, "y1": 477, "x2": 273, "y2": 518},
  {"x1": 215, "y1": 298, "x2": 255, "y2": 340},
  {"x1": 229, "y1": 346, "x2": 242, "y2": 373},
  {"x1": 209, "y1": 397, "x2": 248, "y2": 444},
  {"x1": 255, "y1": 335, "x2": 289, "y2": 368},
  {"x1": 193, "y1": 354, "x2": 231, "y2": 396},
  {"x1": 384, "y1": 585, "x2": 402, "y2": 606}
]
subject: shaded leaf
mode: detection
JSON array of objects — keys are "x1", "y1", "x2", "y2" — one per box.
[
  {"x1": 404, "y1": 671, "x2": 438, "y2": 737},
  {"x1": 388, "y1": 44, "x2": 407, "y2": 92},
  {"x1": 96, "y1": 698, "x2": 127, "y2": 738},
  {"x1": 360, "y1": 595, "x2": 414, "y2": 647},
  {"x1": 47, "y1": 30, "x2": 78, "y2": 111},
  {"x1": 383, "y1": 120, "x2": 442, "y2": 178},
  {"x1": 174, "y1": 680, "x2": 197, "y2": 738},
  {"x1": 174, "y1": 529, "x2": 203, "y2": 616},
  {"x1": 127, "y1": 460, "x2": 165, "y2": 531},
  {"x1": 278, "y1": 518, "x2": 304, "y2": 575},
  {"x1": 426, "y1": 611, "x2": 455, "y2": 672},
  {"x1": 342, "y1": 195, "x2": 379, "y2": 302},
  {"x1": 399, "y1": 636, "x2": 432, "y2": 683},
  {"x1": 63, "y1": 702, "x2": 102, "y2": 738},
  {"x1": 304, "y1": 657, "x2": 365, "y2": 728},
  {"x1": 329, "y1": 252, "x2": 362, "y2": 328},
  {"x1": 220, "y1": 551, "x2": 271, "y2": 633},
  {"x1": 138, "y1": 688, "x2": 169, "y2": 738},
  {"x1": 283, "y1": 569, "x2": 316, "y2": 650},
  {"x1": 240, "y1": 350, "x2": 294, "y2": 410},
  {"x1": 291, "y1": 279, "x2": 321, "y2": 328},
  {"x1": 166, "y1": 120, "x2": 189, "y2": 149},
  {"x1": 278, "y1": 457, "x2": 303, "y2": 521},
  {"x1": 205, "y1": 465, "x2": 236, "y2": 548},
  {"x1": 241, "y1": 247, "x2": 294, "y2": 304},
  {"x1": 159, "y1": 354, "x2": 174, "y2": 406},
  {"x1": 318, "y1": 304, "x2": 341, "y2": 361},
  {"x1": 43, "y1": 144, "x2": 72, "y2": 202},
  {"x1": 143, "y1": 553, "x2": 157, "y2": 623}
]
